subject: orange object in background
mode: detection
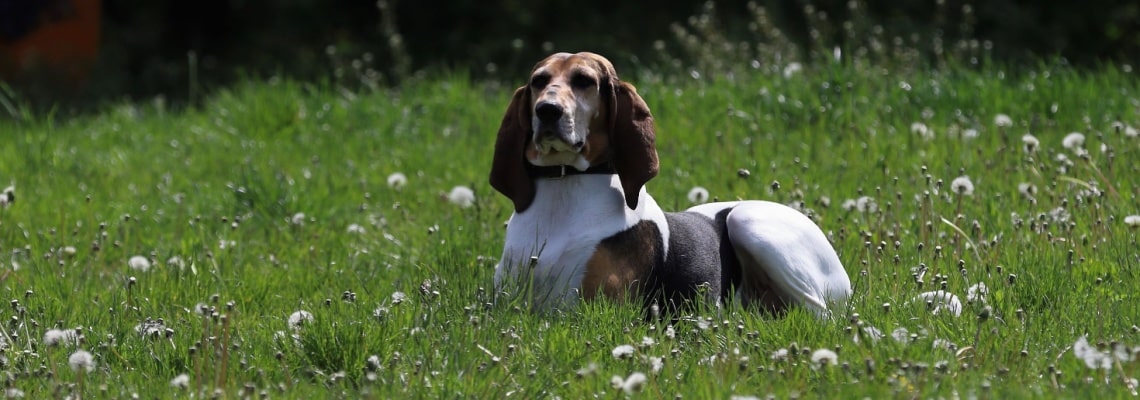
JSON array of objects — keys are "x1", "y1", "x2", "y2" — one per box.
[{"x1": 0, "y1": 0, "x2": 101, "y2": 86}]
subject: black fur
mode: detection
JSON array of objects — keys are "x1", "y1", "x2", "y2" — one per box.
[{"x1": 638, "y1": 208, "x2": 742, "y2": 312}]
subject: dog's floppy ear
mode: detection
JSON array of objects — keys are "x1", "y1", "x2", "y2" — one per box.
[
  {"x1": 606, "y1": 79, "x2": 659, "y2": 210},
  {"x1": 489, "y1": 86, "x2": 536, "y2": 213}
]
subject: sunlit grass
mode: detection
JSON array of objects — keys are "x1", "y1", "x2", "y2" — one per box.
[{"x1": 1, "y1": 61, "x2": 1139, "y2": 398}]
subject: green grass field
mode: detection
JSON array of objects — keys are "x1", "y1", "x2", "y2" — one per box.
[{"x1": 2, "y1": 59, "x2": 1139, "y2": 398}]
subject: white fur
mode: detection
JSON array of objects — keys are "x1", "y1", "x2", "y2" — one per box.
[
  {"x1": 688, "y1": 201, "x2": 852, "y2": 317},
  {"x1": 494, "y1": 174, "x2": 668, "y2": 310}
]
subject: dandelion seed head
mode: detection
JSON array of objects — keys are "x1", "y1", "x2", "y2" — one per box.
[
  {"x1": 447, "y1": 186, "x2": 476, "y2": 208},
  {"x1": 1124, "y1": 215, "x2": 1140, "y2": 228},
  {"x1": 170, "y1": 373, "x2": 190, "y2": 389},
  {"x1": 290, "y1": 212, "x2": 306, "y2": 226},
  {"x1": 961, "y1": 128, "x2": 979, "y2": 140},
  {"x1": 621, "y1": 372, "x2": 647, "y2": 394},
  {"x1": 0, "y1": 186, "x2": 13, "y2": 208},
  {"x1": 993, "y1": 114, "x2": 1013, "y2": 127},
  {"x1": 950, "y1": 176, "x2": 974, "y2": 196},
  {"x1": 891, "y1": 327, "x2": 910, "y2": 342},
  {"x1": 810, "y1": 348, "x2": 838, "y2": 366},
  {"x1": 287, "y1": 310, "x2": 314, "y2": 330},
  {"x1": 1073, "y1": 336, "x2": 1113, "y2": 370},
  {"x1": 913, "y1": 290, "x2": 963, "y2": 317},
  {"x1": 1022, "y1": 134, "x2": 1039, "y2": 153},
  {"x1": 346, "y1": 224, "x2": 366, "y2": 234},
  {"x1": 687, "y1": 186, "x2": 710, "y2": 204},
  {"x1": 910, "y1": 122, "x2": 933, "y2": 140},
  {"x1": 387, "y1": 172, "x2": 408, "y2": 189},
  {"x1": 68, "y1": 350, "x2": 96, "y2": 372},
  {"x1": 966, "y1": 282, "x2": 988, "y2": 304},
  {"x1": 770, "y1": 348, "x2": 789, "y2": 361},
  {"x1": 611, "y1": 344, "x2": 636, "y2": 359},
  {"x1": 1062, "y1": 132, "x2": 1085, "y2": 150},
  {"x1": 43, "y1": 329, "x2": 78, "y2": 346},
  {"x1": 782, "y1": 62, "x2": 803, "y2": 78},
  {"x1": 390, "y1": 291, "x2": 407, "y2": 304},
  {"x1": 1017, "y1": 182, "x2": 1036, "y2": 197},
  {"x1": 1125, "y1": 126, "x2": 1139, "y2": 138},
  {"x1": 128, "y1": 256, "x2": 151, "y2": 272},
  {"x1": 5, "y1": 388, "x2": 24, "y2": 398},
  {"x1": 855, "y1": 196, "x2": 877, "y2": 213}
]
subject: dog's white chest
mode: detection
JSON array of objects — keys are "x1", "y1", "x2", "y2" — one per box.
[{"x1": 494, "y1": 175, "x2": 666, "y2": 309}]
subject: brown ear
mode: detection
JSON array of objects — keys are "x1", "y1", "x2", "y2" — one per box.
[
  {"x1": 489, "y1": 86, "x2": 535, "y2": 213},
  {"x1": 608, "y1": 80, "x2": 659, "y2": 210}
]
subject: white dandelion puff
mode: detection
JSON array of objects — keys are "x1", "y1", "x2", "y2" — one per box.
[
  {"x1": 5, "y1": 388, "x2": 24, "y2": 398},
  {"x1": 1022, "y1": 134, "x2": 1040, "y2": 153},
  {"x1": 387, "y1": 172, "x2": 408, "y2": 189},
  {"x1": 390, "y1": 291, "x2": 407, "y2": 304},
  {"x1": 287, "y1": 310, "x2": 314, "y2": 330},
  {"x1": 855, "y1": 196, "x2": 877, "y2": 213},
  {"x1": 1062, "y1": 132, "x2": 1085, "y2": 150},
  {"x1": 810, "y1": 348, "x2": 838, "y2": 366},
  {"x1": 854, "y1": 325, "x2": 883, "y2": 344},
  {"x1": 166, "y1": 256, "x2": 186, "y2": 270},
  {"x1": 128, "y1": 256, "x2": 151, "y2": 272},
  {"x1": 910, "y1": 122, "x2": 934, "y2": 140},
  {"x1": 649, "y1": 356, "x2": 664, "y2": 374},
  {"x1": 966, "y1": 282, "x2": 989, "y2": 304},
  {"x1": 950, "y1": 176, "x2": 974, "y2": 196},
  {"x1": 841, "y1": 198, "x2": 858, "y2": 211},
  {"x1": 891, "y1": 327, "x2": 910, "y2": 343},
  {"x1": 993, "y1": 114, "x2": 1013, "y2": 127},
  {"x1": 961, "y1": 128, "x2": 979, "y2": 140},
  {"x1": 611, "y1": 344, "x2": 636, "y2": 359},
  {"x1": 782, "y1": 62, "x2": 803, "y2": 78},
  {"x1": 346, "y1": 224, "x2": 366, "y2": 234},
  {"x1": 68, "y1": 350, "x2": 96, "y2": 372},
  {"x1": 912, "y1": 290, "x2": 963, "y2": 317},
  {"x1": 621, "y1": 372, "x2": 648, "y2": 394},
  {"x1": 1073, "y1": 336, "x2": 1113, "y2": 370},
  {"x1": 1125, "y1": 126, "x2": 1139, "y2": 138},
  {"x1": 447, "y1": 186, "x2": 476, "y2": 208},
  {"x1": 43, "y1": 329, "x2": 80, "y2": 346},
  {"x1": 1017, "y1": 182, "x2": 1037, "y2": 198},
  {"x1": 290, "y1": 212, "x2": 306, "y2": 226},
  {"x1": 170, "y1": 373, "x2": 190, "y2": 389},
  {"x1": 687, "y1": 186, "x2": 710, "y2": 204},
  {"x1": 770, "y1": 348, "x2": 790, "y2": 361},
  {"x1": 1123, "y1": 215, "x2": 1140, "y2": 228},
  {"x1": 0, "y1": 185, "x2": 13, "y2": 208},
  {"x1": 610, "y1": 375, "x2": 625, "y2": 389}
]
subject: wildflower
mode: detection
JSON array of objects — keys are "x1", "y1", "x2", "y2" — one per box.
[
  {"x1": 810, "y1": 348, "x2": 838, "y2": 366},
  {"x1": 611, "y1": 344, "x2": 636, "y2": 359},
  {"x1": 966, "y1": 282, "x2": 988, "y2": 304},
  {"x1": 770, "y1": 348, "x2": 789, "y2": 361},
  {"x1": 993, "y1": 114, "x2": 1013, "y2": 127},
  {"x1": 1062, "y1": 132, "x2": 1085, "y2": 150},
  {"x1": 855, "y1": 196, "x2": 877, "y2": 213},
  {"x1": 1021, "y1": 134, "x2": 1039, "y2": 153},
  {"x1": 640, "y1": 336, "x2": 656, "y2": 347},
  {"x1": 135, "y1": 319, "x2": 167, "y2": 338},
  {"x1": 5, "y1": 388, "x2": 24, "y2": 398},
  {"x1": 390, "y1": 291, "x2": 407, "y2": 304},
  {"x1": 950, "y1": 176, "x2": 974, "y2": 196},
  {"x1": 891, "y1": 327, "x2": 910, "y2": 342},
  {"x1": 290, "y1": 212, "x2": 306, "y2": 226},
  {"x1": 43, "y1": 329, "x2": 78, "y2": 346},
  {"x1": 1126, "y1": 126, "x2": 1139, "y2": 138},
  {"x1": 217, "y1": 239, "x2": 236, "y2": 249},
  {"x1": 448, "y1": 186, "x2": 476, "y2": 208},
  {"x1": 167, "y1": 256, "x2": 186, "y2": 270},
  {"x1": 1017, "y1": 182, "x2": 1036, "y2": 198},
  {"x1": 287, "y1": 310, "x2": 314, "y2": 330},
  {"x1": 620, "y1": 372, "x2": 647, "y2": 394},
  {"x1": 170, "y1": 373, "x2": 190, "y2": 389},
  {"x1": 961, "y1": 128, "x2": 979, "y2": 140},
  {"x1": 387, "y1": 172, "x2": 408, "y2": 189},
  {"x1": 68, "y1": 350, "x2": 96, "y2": 372},
  {"x1": 649, "y1": 356, "x2": 664, "y2": 374},
  {"x1": 853, "y1": 325, "x2": 883, "y2": 344},
  {"x1": 910, "y1": 122, "x2": 933, "y2": 140},
  {"x1": 0, "y1": 186, "x2": 13, "y2": 208},
  {"x1": 932, "y1": 338, "x2": 956, "y2": 351},
  {"x1": 840, "y1": 199, "x2": 858, "y2": 211},
  {"x1": 346, "y1": 224, "x2": 366, "y2": 234},
  {"x1": 912, "y1": 291, "x2": 962, "y2": 317},
  {"x1": 687, "y1": 186, "x2": 709, "y2": 204},
  {"x1": 1124, "y1": 215, "x2": 1140, "y2": 228},
  {"x1": 782, "y1": 62, "x2": 803, "y2": 78},
  {"x1": 62, "y1": 246, "x2": 77, "y2": 256},
  {"x1": 1073, "y1": 336, "x2": 1112, "y2": 370},
  {"x1": 128, "y1": 256, "x2": 151, "y2": 272}
]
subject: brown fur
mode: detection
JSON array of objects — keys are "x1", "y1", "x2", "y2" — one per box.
[
  {"x1": 489, "y1": 52, "x2": 659, "y2": 212},
  {"x1": 581, "y1": 221, "x2": 660, "y2": 300}
]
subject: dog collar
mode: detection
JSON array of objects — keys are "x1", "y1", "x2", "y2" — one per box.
[{"x1": 530, "y1": 162, "x2": 616, "y2": 179}]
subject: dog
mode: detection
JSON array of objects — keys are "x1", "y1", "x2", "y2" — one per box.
[{"x1": 489, "y1": 52, "x2": 851, "y2": 317}]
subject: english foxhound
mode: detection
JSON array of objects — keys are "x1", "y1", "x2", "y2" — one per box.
[{"x1": 490, "y1": 52, "x2": 852, "y2": 317}]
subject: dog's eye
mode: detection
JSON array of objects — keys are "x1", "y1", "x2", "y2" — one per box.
[
  {"x1": 530, "y1": 74, "x2": 550, "y2": 89},
  {"x1": 570, "y1": 74, "x2": 596, "y2": 89}
]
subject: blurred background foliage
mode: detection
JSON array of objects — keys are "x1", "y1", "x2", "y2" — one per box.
[{"x1": 1, "y1": 0, "x2": 1138, "y2": 112}]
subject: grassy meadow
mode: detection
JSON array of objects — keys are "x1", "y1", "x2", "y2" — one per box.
[{"x1": 2, "y1": 58, "x2": 1140, "y2": 398}]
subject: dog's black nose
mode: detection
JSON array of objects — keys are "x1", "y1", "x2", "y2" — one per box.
[{"x1": 534, "y1": 102, "x2": 563, "y2": 124}]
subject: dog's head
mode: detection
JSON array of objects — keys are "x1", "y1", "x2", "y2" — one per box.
[{"x1": 490, "y1": 52, "x2": 658, "y2": 213}]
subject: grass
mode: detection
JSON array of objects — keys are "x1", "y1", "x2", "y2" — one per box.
[{"x1": 1, "y1": 58, "x2": 1139, "y2": 398}]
